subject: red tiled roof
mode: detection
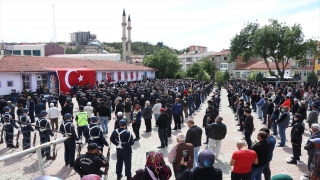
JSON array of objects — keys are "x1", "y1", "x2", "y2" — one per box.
[
  {"x1": 0, "y1": 55, "x2": 155, "y2": 72},
  {"x1": 210, "y1": 50, "x2": 230, "y2": 56},
  {"x1": 235, "y1": 61, "x2": 264, "y2": 70}
]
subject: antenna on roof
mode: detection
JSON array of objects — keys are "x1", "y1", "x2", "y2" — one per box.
[{"x1": 52, "y1": 5, "x2": 57, "y2": 44}]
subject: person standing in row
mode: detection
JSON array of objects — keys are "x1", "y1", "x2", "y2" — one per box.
[
  {"x1": 304, "y1": 124, "x2": 320, "y2": 178},
  {"x1": 287, "y1": 114, "x2": 304, "y2": 164},
  {"x1": 59, "y1": 113, "x2": 80, "y2": 167},
  {"x1": 165, "y1": 103, "x2": 172, "y2": 138},
  {"x1": 185, "y1": 119, "x2": 202, "y2": 168},
  {"x1": 206, "y1": 116, "x2": 226, "y2": 159},
  {"x1": 260, "y1": 128, "x2": 276, "y2": 180},
  {"x1": 152, "y1": 99, "x2": 161, "y2": 122},
  {"x1": 110, "y1": 120, "x2": 134, "y2": 180},
  {"x1": 131, "y1": 105, "x2": 142, "y2": 141},
  {"x1": 19, "y1": 108, "x2": 34, "y2": 150},
  {"x1": 36, "y1": 110, "x2": 54, "y2": 160},
  {"x1": 172, "y1": 98, "x2": 183, "y2": 130},
  {"x1": 97, "y1": 101, "x2": 110, "y2": 135},
  {"x1": 47, "y1": 103, "x2": 59, "y2": 131},
  {"x1": 84, "y1": 102, "x2": 94, "y2": 122},
  {"x1": 75, "y1": 106, "x2": 88, "y2": 142},
  {"x1": 142, "y1": 101, "x2": 152, "y2": 133},
  {"x1": 1, "y1": 106, "x2": 19, "y2": 148},
  {"x1": 156, "y1": 108, "x2": 169, "y2": 148},
  {"x1": 243, "y1": 108, "x2": 254, "y2": 149},
  {"x1": 276, "y1": 106, "x2": 290, "y2": 147}
]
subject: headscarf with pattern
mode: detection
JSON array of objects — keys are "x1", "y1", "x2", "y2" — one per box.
[{"x1": 146, "y1": 151, "x2": 171, "y2": 180}]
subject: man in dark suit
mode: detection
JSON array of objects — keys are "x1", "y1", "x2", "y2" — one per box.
[
  {"x1": 156, "y1": 108, "x2": 169, "y2": 148},
  {"x1": 165, "y1": 103, "x2": 173, "y2": 137},
  {"x1": 35, "y1": 99, "x2": 45, "y2": 119},
  {"x1": 267, "y1": 99, "x2": 274, "y2": 129},
  {"x1": 61, "y1": 100, "x2": 74, "y2": 121},
  {"x1": 142, "y1": 101, "x2": 152, "y2": 132}
]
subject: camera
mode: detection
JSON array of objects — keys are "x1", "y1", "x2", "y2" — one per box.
[{"x1": 183, "y1": 150, "x2": 189, "y2": 162}]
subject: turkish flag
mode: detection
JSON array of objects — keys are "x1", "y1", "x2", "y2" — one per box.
[
  {"x1": 51, "y1": 68, "x2": 96, "y2": 93},
  {"x1": 130, "y1": 72, "x2": 134, "y2": 79},
  {"x1": 107, "y1": 73, "x2": 111, "y2": 81},
  {"x1": 118, "y1": 72, "x2": 121, "y2": 80}
]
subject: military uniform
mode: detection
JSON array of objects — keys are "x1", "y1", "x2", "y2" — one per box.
[
  {"x1": 110, "y1": 127, "x2": 134, "y2": 179},
  {"x1": 83, "y1": 123, "x2": 109, "y2": 152},
  {"x1": 19, "y1": 114, "x2": 34, "y2": 149},
  {"x1": 290, "y1": 118, "x2": 305, "y2": 162},
  {"x1": 1, "y1": 112, "x2": 18, "y2": 147},
  {"x1": 59, "y1": 119, "x2": 79, "y2": 166},
  {"x1": 36, "y1": 117, "x2": 54, "y2": 158}
]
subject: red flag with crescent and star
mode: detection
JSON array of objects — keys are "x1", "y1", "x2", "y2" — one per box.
[
  {"x1": 107, "y1": 73, "x2": 111, "y2": 81},
  {"x1": 130, "y1": 72, "x2": 134, "y2": 79},
  {"x1": 50, "y1": 68, "x2": 96, "y2": 93}
]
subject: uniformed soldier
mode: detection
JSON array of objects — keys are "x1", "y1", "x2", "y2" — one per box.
[
  {"x1": 1, "y1": 106, "x2": 19, "y2": 148},
  {"x1": 36, "y1": 110, "x2": 54, "y2": 160},
  {"x1": 83, "y1": 116, "x2": 109, "y2": 152},
  {"x1": 75, "y1": 106, "x2": 88, "y2": 142},
  {"x1": 19, "y1": 108, "x2": 34, "y2": 150},
  {"x1": 110, "y1": 119, "x2": 134, "y2": 180},
  {"x1": 287, "y1": 113, "x2": 305, "y2": 164},
  {"x1": 59, "y1": 113, "x2": 80, "y2": 167},
  {"x1": 73, "y1": 143, "x2": 109, "y2": 178}
]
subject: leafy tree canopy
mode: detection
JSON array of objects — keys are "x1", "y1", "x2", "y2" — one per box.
[
  {"x1": 229, "y1": 18, "x2": 317, "y2": 80},
  {"x1": 143, "y1": 48, "x2": 181, "y2": 79},
  {"x1": 215, "y1": 71, "x2": 225, "y2": 84},
  {"x1": 186, "y1": 62, "x2": 202, "y2": 78},
  {"x1": 200, "y1": 57, "x2": 216, "y2": 76},
  {"x1": 307, "y1": 71, "x2": 318, "y2": 84},
  {"x1": 223, "y1": 71, "x2": 230, "y2": 81},
  {"x1": 255, "y1": 71, "x2": 264, "y2": 82}
]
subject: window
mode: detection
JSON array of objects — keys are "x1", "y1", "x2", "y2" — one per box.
[
  {"x1": 216, "y1": 56, "x2": 220, "y2": 61},
  {"x1": 318, "y1": 58, "x2": 320, "y2": 64},
  {"x1": 13, "y1": 50, "x2": 21, "y2": 55},
  {"x1": 294, "y1": 71, "x2": 301, "y2": 75},
  {"x1": 23, "y1": 50, "x2": 31, "y2": 56},
  {"x1": 36, "y1": 74, "x2": 47, "y2": 86},
  {"x1": 220, "y1": 63, "x2": 228, "y2": 68},
  {"x1": 7, "y1": 81, "x2": 13, "y2": 87},
  {"x1": 102, "y1": 72, "x2": 106, "y2": 81},
  {"x1": 22, "y1": 75, "x2": 30, "y2": 89},
  {"x1": 317, "y1": 70, "x2": 320, "y2": 76},
  {"x1": 304, "y1": 71, "x2": 311, "y2": 77},
  {"x1": 33, "y1": 50, "x2": 41, "y2": 56},
  {"x1": 306, "y1": 61, "x2": 313, "y2": 66},
  {"x1": 224, "y1": 56, "x2": 227, "y2": 61},
  {"x1": 235, "y1": 72, "x2": 240, "y2": 77}
]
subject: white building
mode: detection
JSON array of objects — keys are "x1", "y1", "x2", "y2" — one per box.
[
  {"x1": 12, "y1": 44, "x2": 64, "y2": 56},
  {"x1": 178, "y1": 51, "x2": 216, "y2": 71}
]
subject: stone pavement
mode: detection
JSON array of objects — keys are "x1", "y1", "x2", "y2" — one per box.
[{"x1": 0, "y1": 89, "x2": 311, "y2": 180}]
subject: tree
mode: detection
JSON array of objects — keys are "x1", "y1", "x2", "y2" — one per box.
[
  {"x1": 201, "y1": 71, "x2": 211, "y2": 81},
  {"x1": 215, "y1": 71, "x2": 225, "y2": 84},
  {"x1": 175, "y1": 70, "x2": 186, "y2": 79},
  {"x1": 186, "y1": 62, "x2": 202, "y2": 78},
  {"x1": 255, "y1": 71, "x2": 264, "y2": 82},
  {"x1": 247, "y1": 72, "x2": 256, "y2": 81},
  {"x1": 223, "y1": 71, "x2": 230, "y2": 81},
  {"x1": 307, "y1": 71, "x2": 318, "y2": 84},
  {"x1": 200, "y1": 57, "x2": 215, "y2": 78},
  {"x1": 229, "y1": 19, "x2": 317, "y2": 80},
  {"x1": 143, "y1": 48, "x2": 181, "y2": 78}
]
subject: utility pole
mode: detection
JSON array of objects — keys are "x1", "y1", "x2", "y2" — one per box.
[{"x1": 52, "y1": 5, "x2": 57, "y2": 43}]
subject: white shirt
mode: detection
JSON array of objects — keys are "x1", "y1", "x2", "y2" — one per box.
[
  {"x1": 47, "y1": 107, "x2": 59, "y2": 119},
  {"x1": 84, "y1": 106, "x2": 94, "y2": 117},
  {"x1": 152, "y1": 103, "x2": 161, "y2": 114}
]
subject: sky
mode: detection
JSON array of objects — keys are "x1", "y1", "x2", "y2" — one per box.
[{"x1": 0, "y1": 0, "x2": 319, "y2": 52}]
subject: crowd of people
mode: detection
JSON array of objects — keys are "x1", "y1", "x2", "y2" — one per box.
[{"x1": 0, "y1": 79, "x2": 319, "y2": 180}]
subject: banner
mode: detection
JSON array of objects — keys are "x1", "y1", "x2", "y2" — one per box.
[
  {"x1": 136, "y1": 71, "x2": 139, "y2": 78},
  {"x1": 47, "y1": 72, "x2": 59, "y2": 94},
  {"x1": 118, "y1": 72, "x2": 121, "y2": 80},
  {"x1": 130, "y1": 72, "x2": 134, "y2": 79},
  {"x1": 107, "y1": 73, "x2": 111, "y2": 81},
  {"x1": 50, "y1": 68, "x2": 96, "y2": 93}
]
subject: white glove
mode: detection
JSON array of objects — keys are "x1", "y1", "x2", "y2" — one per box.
[
  {"x1": 116, "y1": 144, "x2": 123, "y2": 149},
  {"x1": 76, "y1": 140, "x2": 82, "y2": 144},
  {"x1": 18, "y1": 128, "x2": 21, "y2": 132},
  {"x1": 0, "y1": 123, "x2": 3, "y2": 127}
]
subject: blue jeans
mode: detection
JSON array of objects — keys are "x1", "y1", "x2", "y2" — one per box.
[
  {"x1": 193, "y1": 146, "x2": 200, "y2": 168},
  {"x1": 272, "y1": 121, "x2": 278, "y2": 135},
  {"x1": 246, "y1": 95, "x2": 251, "y2": 103},
  {"x1": 154, "y1": 114, "x2": 160, "y2": 122},
  {"x1": 250, "y1": 165, "x2": 266, "y2": 180},
  {"x1": 278, "y1": 126, "x2": 287, "y2": 146},
  {"x1": 29, "y1": 109, "x2": 35, "y2": 123},
  {"x1": 100, "y1": 116, "x2": 108, "y2": 134},
  {"x1": 188, "y1": 104, "x2": 193, "y2": 115},
  {"x1": 257, "y1": 106, "x2": 262, "y2": 118},
  {"x1": 201, "y1": 96, "x2": 205, "y2": 103},
  {"x1": 11, "y1": 97, "x2": 16, "y2": 104},
  {"x1": 252, "y1": 103, "x2": 256, "y2": 112}
]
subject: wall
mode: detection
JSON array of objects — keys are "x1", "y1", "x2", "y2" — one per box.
[
  {"x1": 0, "y1": 72, "x2": 22, "y2": 95},
  {"x1": 96, "y1": 70, "x2": 155, "y2": 83},
  {"x1": 14, "y1": 45, "x2": 45, "y2": 56},
  {"x1": 44, "y1": 44, "x2": 64, "y2": 56}
]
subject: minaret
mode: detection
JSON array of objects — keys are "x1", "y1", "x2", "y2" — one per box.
[
  {"x1": 121, "y1": 9, "x2": 127, "y2": 62},
  {"x1": 127, "y1": 15, "x2": 132, "y2": 59}
]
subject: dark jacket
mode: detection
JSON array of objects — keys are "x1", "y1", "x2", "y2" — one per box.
[
  {"x1": 142, "y1": 105, "x2": 152, "y2": 119},
  {"x1": 130, "y1": 110, "x2": 142, "y2": 124},
  {"x1": 115, "y1": 103, "x2": 124, "y2": 115},
  {"x1": 176, "y1": 165, "x2": 222, "y2": 180},
  {"x1": 172, "y1": 102, "x2": 182, "y2": 116},
  {"x1": 166, "y1": 108, "x2": 172, "y2": 122},
  {"x1": 304, "y1": 131, "x2": 320, "y2": 156},
  {"x1": 73, "y1": 152, "x2": 108, "y2": 177},
  {"x1": 297, "y1": 105, "x2": 307, "y2": 120},
  {"x1": 202, "y1": 111, "x2": 216, "y2": 128},
  {"x1": 238, "y1": 103, "x2": 245, "y2": 118},
  {"x1": 244, "y1": 114, "x2": 254, "y2": 132},
  {"x1": 251, "y1": 140, "x2": 270, "y2": 168},
  {"x1": 267, "y1": 103, "x2": 274, "y2": 115},
  {"x1": 270, "y1": 110, "x2": 280, "y2": 121},
  {"x1": 35, "y1": 103, "x2": 45, "y2": 115},
  {"x1": 110, "y1": 128, "x2": 134, "y2": 154},
  {"x1": 292, "y1": 103, "x2": 300, "y2": 115},
  {"x1": 290, "y1": 120, "x2": 304, "y2": 144},
  {"x1": 156, "y1": 113, "x2": 169, "y2": 129},
  {"x1": 206, "y1": 122, "x2": 227, "y2": 140},
  {"x1": 185, "y1": 125, "x2": 203, "y2": 147},
  {"x1": 124, "y1": 101, "x2": 132, "y2": 112}
]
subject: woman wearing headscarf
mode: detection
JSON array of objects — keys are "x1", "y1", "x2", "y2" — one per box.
[
  {"x1": 131, "y1": 151, "x2": 172, "y2": 180},
  {"x1": 176, "y1": 150, "x2": 222, "y2": 180}
]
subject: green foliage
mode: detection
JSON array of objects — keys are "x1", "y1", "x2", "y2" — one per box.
[
  {"x1": 307, "y1": 71, "x2": 318, "y2": 84},
  {"x1": 229, "y1": 18, "x2": 317, "y2": 80},
  {"x1": 65, "y1": 47, "x2": 82, "y2": 54},
  {"x1": 200, "y1": 57, "x2": 215, "y2": 76},
  {"x1": 143, "y1": 49, "x2": 181, "y2": 78},
  {"x1": 247, "y1": 72, "x2": 256, "y2": 81},
  {"x1": 186, "y1": 62, "x2": 202, "y2": 78},
  {"x1": 201, "y1": 71, "x2": 211, "y2": 81},
  {"x1": 223, "y1": 71, "x2": 230, "y2": 81},
  {"x1": 102, "y1": 41, "x2": 186, "y2": 55},
  {"x1": 56, "y1": 41, "x2": 66, "y2": 45},
  {"x1": 215, "y1": 71, "x2": 225, "y2": 84},
  {"x1": 255, "y1": 71, "x2": 264, "y2": 82},
  {"x1": 175, "y1": 70, "x2": 186, "y2": 79}
]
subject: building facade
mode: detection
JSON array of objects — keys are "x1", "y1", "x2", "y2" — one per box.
[
  {"x1": 178, "y1": 48, "x2": 216, "y2": 71},
  {"x1": 12, "y1": 44, "x2": 64, "y2": 57},
  {"x1": 70, "y1": 31, "x2": 95, "y2": 46},
  {"x1": 314, "y1": 41, "x2": 320, "y2": 79}
]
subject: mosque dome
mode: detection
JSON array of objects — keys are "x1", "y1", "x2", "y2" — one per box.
[
  {"x1": 87, "y1": 42, "x2": 101, "y2": 47},
  {"x1": 101, "y1": 50, "x2": 109, "y2": 54}
]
